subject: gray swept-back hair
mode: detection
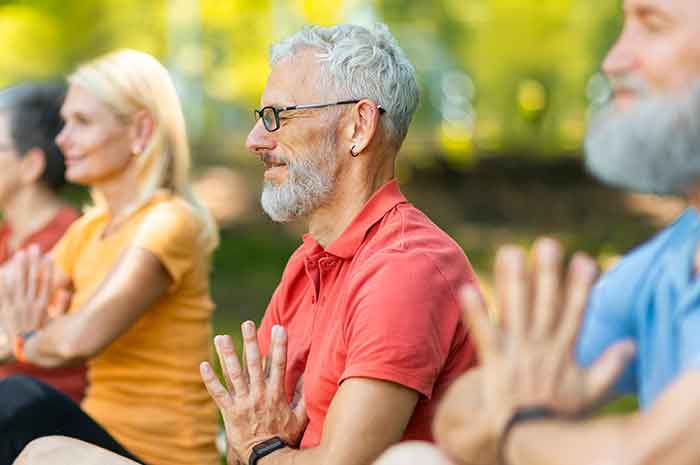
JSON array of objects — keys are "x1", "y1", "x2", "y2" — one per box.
[{"x1": 270, "y1": 23, "x2": 419, "y2": 150}]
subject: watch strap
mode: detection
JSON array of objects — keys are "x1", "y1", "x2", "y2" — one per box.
[
  {"x1": 498, "y1": 406, "x2": 558, "y2": 465},
  {"x1": 248, "y1": 436, "x2": 287, "y2": 465}
]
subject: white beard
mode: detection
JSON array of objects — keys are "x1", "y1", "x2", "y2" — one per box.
[
  {"x1": 584, "y1": 83, "x2": 700, "y2": 196},
  {"x1": 261, "y1": 133, "x2": 338, "y2": 222}
]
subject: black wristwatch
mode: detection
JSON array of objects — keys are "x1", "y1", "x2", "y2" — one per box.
[{"x1": 248, "y1": 437, "x2": 288, "y2": 465}]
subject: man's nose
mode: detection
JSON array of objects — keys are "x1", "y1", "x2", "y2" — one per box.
[
  {"x1": 246, "y1": 119, "x2": 276, "y2": 155},
  {"x1": 602, "y1": 27, "x2": 639, "y2": 80}
]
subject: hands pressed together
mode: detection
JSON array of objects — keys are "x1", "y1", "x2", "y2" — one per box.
[
  {"x1": 0, "y1": 245, "x2": 70, "y2": 363},
  {"x1": 200, "y1": 321, "x2": 307, "y2": 465},
  {"x1": 433, "y1": 238, "x2": 636, "y2": 465}
]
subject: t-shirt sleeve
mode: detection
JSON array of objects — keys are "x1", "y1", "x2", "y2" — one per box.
[
  {"x1": 340, "y1": 253, "x2": 468, "y2": 399},
  {"x1": 131, "y1": 201, "x2": 202, "y2": 290},
  {"x1": 576, "y1": 273, "x2": 638, "y2": 396}
]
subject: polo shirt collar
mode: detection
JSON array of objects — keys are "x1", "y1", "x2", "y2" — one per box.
[{"x1": 302, "y1": 179, "x2": 407, "y2": 260}]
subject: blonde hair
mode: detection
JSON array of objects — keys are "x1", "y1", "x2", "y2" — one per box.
[{"x1": 68, "y1": 49, "x2": 218, "y2": 253}]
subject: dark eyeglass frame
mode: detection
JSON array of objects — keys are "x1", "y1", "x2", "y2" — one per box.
[{"x1": 254, "y1": 99, "x2": 385, "y2": 132}]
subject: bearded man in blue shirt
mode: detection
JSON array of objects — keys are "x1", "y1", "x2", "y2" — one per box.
[{"x1": 377, "y1": 1, "x2": 700, "y2": 465}]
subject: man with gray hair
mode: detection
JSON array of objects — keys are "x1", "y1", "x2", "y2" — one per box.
[{"x1": 14, "y1": 23, "x2": 478, "y2": 465}]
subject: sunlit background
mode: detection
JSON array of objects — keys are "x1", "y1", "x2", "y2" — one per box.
[{"x1": 0, "y1": 0, "x2": 685, "y2": 353}]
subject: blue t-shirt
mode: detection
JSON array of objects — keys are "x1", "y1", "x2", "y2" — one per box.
[{"x1": 577, "y1": 209, "x2": 700, "y2": 408}]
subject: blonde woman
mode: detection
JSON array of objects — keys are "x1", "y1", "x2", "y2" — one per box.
[{"x1": 0, "y1": 50, "x2": 220, "y2": 465}]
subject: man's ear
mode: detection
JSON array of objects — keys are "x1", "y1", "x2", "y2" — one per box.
[
  {"x1": 19, "y1": 148, "x2": 47, "y2": 184},
  {"x1": 129, "y1": 109, "x2": 155, "y2": 155},
  {"x1": 342, "y1": 100, "x2": 382, "y2": 157}
]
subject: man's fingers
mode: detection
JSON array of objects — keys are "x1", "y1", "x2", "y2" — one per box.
[
  {"x1": 585, "y1": 339, "x2": 636, "y2": 403},
  {"x1": 461, "y1": 285, "x2": 499, "y2": 360},
  {"x1": 290, "y1": 375, "x2": 307, "y2": 431},
  {"x1": 291, "y1": 376, "x2": 308, "y2": 426},
  {"x1": 242, "y1": 321, "x2": 265, "y2": 396},
  {"x1": 200, "y1": 361, "x2": 234, "y2": 410},
  {"x1": 214, "y1": 334, "x2": 245, "y2": 396},
  {"x1": 266, "y1": 325, "x2": 288, "y2": 400},
  {"x1": 291, "y1": 375, "x2": 304, "y2": 408},
  {"x1": 495, "y1": 246, "x2": 529, "y2": 340},
  {"x1": 556, "y1": 253, "x2": 598, "y2": 352},
  {"x1": 530, "y1": 238, "x2": 563, "y2": 338}
]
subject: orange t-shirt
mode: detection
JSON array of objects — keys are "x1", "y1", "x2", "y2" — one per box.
[
  {"x1": 0, "y1": 207, "x2": 87, "y2": 404},
  {"x1": 51, "y1": 192, "x2": 218, "y2": 465},
  {"x1": 258, "y1": 180, "x2": 478, "y2": 448}
]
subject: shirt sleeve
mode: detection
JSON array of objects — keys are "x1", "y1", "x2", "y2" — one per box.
[
  {"x1": 131, "y1": 201, "x2": 202, "y2": 291},
  {"x1": 340, "y1": 252, "x2": 470, "y2": 399},
  {"x1": 576, "y1": 273, "x2": 639, "y2": 396}
]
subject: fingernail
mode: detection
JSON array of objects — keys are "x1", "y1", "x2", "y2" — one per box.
[
  {"x1": 460, "y1": 285, "x2": 474, "y2": 300},
  {"x1": 461, "y1": 284, "x2": 480, "y2": 302},
  {"x1": 498, "y1": 246, "x2": 526, "y2": 271},
  {"x1": 274, "y1": 325, "x2": 286, "y2": 341},
  {"x1": 200, "y1": 362, "x2": 210, "y2": 374},
  {"x1": 242, "y1": 321, "x2": 254, "y2": 337},
  {"x1": 536, "y1": 238, "x2": 560, "y2": 264},
  {"x1": 622, "y1": 341, "x2": 637, "y2": 358},
  {"x1": 572, "y1": 253, "x2": 596, "y2": 275}
]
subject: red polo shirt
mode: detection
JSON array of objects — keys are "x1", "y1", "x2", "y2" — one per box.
[
  {"x1": 0, "y1": 207, "x2": 87, "y2": 404},
  {"x1": 258, "y1": 179, "x2": 478, "y2": 448}
]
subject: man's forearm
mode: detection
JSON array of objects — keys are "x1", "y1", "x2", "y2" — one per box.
[
  {"x1": 507, "y1": 408, "x2": 700, "y2": 465},
  {"x1": 505, "y1": 373, "x2": 700, "y2": 465},
  {"x1": 506, "y1": 416, "x2": 628, "y2": 465},
  {"x1": 259, "y1": 442, "x2": 385, "y2": 465}
]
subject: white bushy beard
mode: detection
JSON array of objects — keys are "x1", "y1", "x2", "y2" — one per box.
[
  {"x1": 584, "y1": 80, "x2": 700, "y2": 196},
  {"x1": 261, "y1": 132, "x2": 338, "y2": 222}
]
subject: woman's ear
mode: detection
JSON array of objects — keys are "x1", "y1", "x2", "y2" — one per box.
[
  {"x1": 19, "y1": 148, "x2": 47, "y2": 184},
  {"x1": 130, "y1": 110, "x2": 155, "y2": 155}
]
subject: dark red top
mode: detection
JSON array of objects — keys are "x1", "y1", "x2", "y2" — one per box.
[{"x1": 0, "y1": 207, "x2": 87, "y2": 404}]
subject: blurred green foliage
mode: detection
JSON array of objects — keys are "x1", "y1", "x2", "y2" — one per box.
[
  {"x1": 0, "y1": 0, "x2": 624, "y2": 159},
  {"x1": 5, "y1": 1, "x2": 651, "y2": 417}
]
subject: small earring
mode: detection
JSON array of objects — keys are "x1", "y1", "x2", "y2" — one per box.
[{"x1": 350, "y1": 145, "x2": 359, "y2": 157}]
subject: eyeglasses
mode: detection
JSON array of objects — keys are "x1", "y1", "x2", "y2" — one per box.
[{"x1": 254, "y1": 99, "x2": 385, "y2": 132}]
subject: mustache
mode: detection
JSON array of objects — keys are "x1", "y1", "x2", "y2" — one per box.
[
  {"x1": 260, "y1": 153, "x2": 289, "y2": 165},
  {"x1": 608, "y1": 74, "x2": 649, "y2": 96}
]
